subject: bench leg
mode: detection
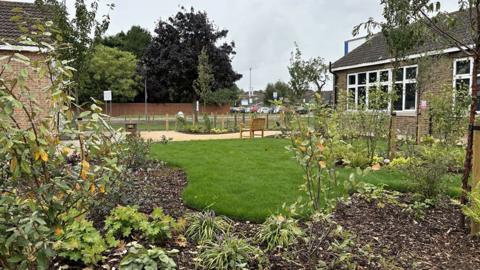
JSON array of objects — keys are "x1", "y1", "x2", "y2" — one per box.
[
  {"x1": 261, "y1": 130, "x2": 264, "y2": 138},
  {"x1": 250, "y1": 130, "x2": 253, "y2": 139},
  {"x1": 240, "y1": 130, "x2": 243, "y2": 139}
]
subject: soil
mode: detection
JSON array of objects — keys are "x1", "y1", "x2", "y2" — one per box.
[{"x1": 76, "y1": 162, "x2": 480, "y2": 269}]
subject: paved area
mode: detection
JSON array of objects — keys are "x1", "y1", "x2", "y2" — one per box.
[{"x1": 140, "y1": 130, "x2": 282, "y2": 142}]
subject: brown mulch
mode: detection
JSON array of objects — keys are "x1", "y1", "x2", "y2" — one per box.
[
  {"x1": 82, "y1": 162, "x2": 480, "y2": 269},
  {"x1": 332, "y1": 195, "x2": 480, "y2": 270}
]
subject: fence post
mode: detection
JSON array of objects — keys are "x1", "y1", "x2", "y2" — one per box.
[
  {"x1": 221, "y1": 114, "x2": 225, "y2": 129},
  {"x1": 266, "y1": 113, "x2": 269, "y2": 129},
  {"x1": 242, "y1": 113, "x2": 245, "y2": 125},
  {"x1": 166, "y1": 114, "x2": 169, "y2": 131},
  {"x1": 192, "y1": 113, "x2": 195, "y2": 126},
  {"x1": 471, "y1": 125, "x2": 480, "y2": 235},
  {"x1": 213, "y1": 113, "x2": 217, "y2": 129},
  {"x1": 234, "y1": 113, "x2": 237, "y2": 129}
]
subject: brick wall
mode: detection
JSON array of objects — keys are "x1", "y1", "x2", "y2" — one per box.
[
  {"x1": 333, "y1": 53, "x2": 458, "y2": 137},
  {"x1": 108, "y1": 103, "x2": 230, "y2": 116},
  {"x1": 0, "y1": 50, "x2": 51, "y2": 128}
]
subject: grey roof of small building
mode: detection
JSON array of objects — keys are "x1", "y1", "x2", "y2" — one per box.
[
  {"x1": 0, "y1": 1, "x2": 49, "y2": 41},
  {"x1": 332, "y1": 10, "x2": 472, "y2": 70}
]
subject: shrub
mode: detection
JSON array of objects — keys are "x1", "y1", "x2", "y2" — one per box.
[
  {"x1": 255, "y1": 214, "x2": 303, "y2": 251},
  {"x1": 143, "y1": 207, "x2": 176, "y2": 243},
  {"x1": 119, "y1": 242, "x2": 177, "y2": 270},
  {"x1": 185, "y1": 210, "x2": 232, "y2": 243},
  {"x1": 396, "y1": 144, "x2": 450, "y2": 198},
  {"x1": 104, "y1": 206, "x2": 148, "y2": 247},
  {"x1": 196, "y1": 235, "x2": 264, "y2": 270},
  {"x1": 119, "y1": 136, "x2": 152, "y2": 169},
  {"x1": 463, "y1": 188, "x2": 480, "y2": 235},
  {"x1": 203, "y1": 113, "x2": 212, "y2": 131},
  {"x1": 54, "y1": 216, "x2": 106, "y2": 265},
  {"x1": 0, "y1": 192, "x2": 54, "y2": 269}
]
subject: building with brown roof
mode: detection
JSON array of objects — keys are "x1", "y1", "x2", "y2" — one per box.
[
  {"x1": 331, "y1": 11, "x2": 475, "y2": 137},
  {"x1": 0, "y1": 1, "x2": 52, "y2": 127}
]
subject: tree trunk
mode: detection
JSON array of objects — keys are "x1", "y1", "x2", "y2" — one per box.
[{"x1": 461, "y1": 56, "x2": 479, "y2": 229}]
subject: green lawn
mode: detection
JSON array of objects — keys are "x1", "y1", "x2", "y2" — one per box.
[{"x1": 150, "y1": 138, "x2": 462, "y2": 222}]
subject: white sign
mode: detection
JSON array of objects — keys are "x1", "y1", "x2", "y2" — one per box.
[
  {"x1": 273, "y1": 92, "x2": 278, "y2": 99},
  {"x1": 420, "y1": 100, "x2": 428, "y2": 110},
  {"x1": 241, "y1": 99, "x2": 249, "y2": 106},
  {"x1": 103, "y1": 90, "x2": 112, "y2": 101},
  {"x1": 196, "y1": 100, "x2": 200, "y2": 112}
]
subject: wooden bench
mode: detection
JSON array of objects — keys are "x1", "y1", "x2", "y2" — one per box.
[{"x1": 240, "y1": 118, "x2": 266, "y2": 139}]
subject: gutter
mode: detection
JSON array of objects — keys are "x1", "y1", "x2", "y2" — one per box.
[{"x1": 329, "y1": 61, "x2": 337, "y2": 108}]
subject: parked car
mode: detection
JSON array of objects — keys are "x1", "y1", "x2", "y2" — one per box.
[
  {"x1": 243, "y1": 107, "x2": 251, "y2": 113},
  {"x1": 258, "y1": 107, "x2": 271, "y2": 114},
  {"x1": 230, "y1": 107, "x2": 241, "y2": 113},
  {"x1": 272, "y1": 106, "x2": 284, "y2": 114}
]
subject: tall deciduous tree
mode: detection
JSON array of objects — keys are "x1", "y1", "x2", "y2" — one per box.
[
  {"x1": 288, "y1": 44, "x2": 329, "y2": 103},
  {"x1": 193, "y1": 48, "x2": 214, "y2": 111},
  {"x1": 142, "y1": 7, "x2": 242, "y2": 103},
  {"x1": 78, "y1": 45, "x2": 140, "y2": 103},
  {"x1": 34, "y1": 0, "x2": 113, "y2": 105},
  {"x1": 101, "y1": 26, "x2": 152, "y2": 58},
  {"x1": 358, "y1": 0, "x2": 480, "y2": 229}
]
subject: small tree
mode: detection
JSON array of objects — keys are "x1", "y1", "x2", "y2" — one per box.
[
  {"x1": 288, "y1": 44, "x2": 329, "y2": 103},
  {"x1": 193, "y1": 47, "x2": 214, "y2": 112},
  {"x1": 264, "y1": 81, "x2": 292, "y2": 105}
]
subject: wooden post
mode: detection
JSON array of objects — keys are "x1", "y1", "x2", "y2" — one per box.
[
  {"x1": 266, "y1": 113, "x2": 269, "y2": 130},
  {"x1": 213, "y1": 113, "x2": 217, "y2": 129},
  {"x1": 221, "y1": 114, "x2": 225, "y2": 129},
  {"x1": 166, "y1": 114, "x2": 169, "y2": 131},
  {"x1": 471, "y1": 125, "x2": 480, "y2": 235},
  {"x1": 192, "y1": 114, "x2": 196, "y2": 126},
  {"x1": 242, "y1": 113, "x2": 245, "y2": 125},
  {"x1": 389, "y1": 112, "x2": 397, "y2": 160},
  {"x1": 234, "y1": 113, "x2": 237, "y2": 129}
]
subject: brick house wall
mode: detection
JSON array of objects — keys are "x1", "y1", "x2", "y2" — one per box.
[
  {"x1": 0, "y1": 50, "x2": 51, "y2": 128},
  {"x1": 333, "y1": 53, "x2": 460, "y2": 137}
]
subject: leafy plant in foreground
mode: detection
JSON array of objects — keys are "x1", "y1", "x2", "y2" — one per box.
[
  {"x1": 463, "y1": 187, "x2": 480, "y2": 236},
  {"x1": 119, "y1": 242, "x2": 177, "y2": 270},
  {"x1": 255, "y1": 214, "x2": 303, "y2": 251},
  {"x1": 104, "y1": 206, "x2": 148, "y2": 247},
  {"x1": 196, "y1": 235, "x2": 265, "y2": 270},
  {"x1": 143, "y1": 207, "x2": 176, "y2": 243},
  {"x1": 185, "y1": 210, "x2": 232, "y2": 243},
  {"x1": 54, "y1": 215, "x2": 106, "y2": 265}
]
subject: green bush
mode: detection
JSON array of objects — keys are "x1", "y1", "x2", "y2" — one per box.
[
  {"x1": 143, "y1": 207, "x2": 176, "y2": 243},
  {"x1": 104, "y1": 206, "x2": 149, "y2": 247},
  {"x1": 463, "y1": 188, "x2": 480, "y2": 236},
  {"x1": 54, "y1": 215, "x2": 106, "y2": 265},
  {"x1": 255, "y1": 214, "x2": 303, "y2": 251},
  {"x1": 196, "y1": 235, "x2": 264, "y2": 270},
  {"x1": 119, "y1": 136, "x2": 152, "y2": 169},
  {"x1": 119, "y1": 242, "x2": 177, "y2": 270},
  {"x1": 185, "y1": 210, "x2": 232, "y2": 243},
  {"x1": 0, "y1": 192, "x2": 54, "y2": 269}
]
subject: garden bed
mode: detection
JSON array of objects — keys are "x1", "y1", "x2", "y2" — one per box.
[{"x1": 84, "y1": 161, "x2": 480, "y2": 270}]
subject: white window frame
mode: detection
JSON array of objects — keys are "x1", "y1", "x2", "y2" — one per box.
[
  {"x1": 453, "y1": 57, "x2": 480, "y2": 112},
  {"x1": 347, "y1": 65, "x2": 417, "y2": 112}
]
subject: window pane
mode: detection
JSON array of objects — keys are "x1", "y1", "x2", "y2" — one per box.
[
  {"x1": 380, "y1": 85, "x2": 389, "y2": 110},
  {"x1": 406, "y1": 67, "x2": 417, "y2": 79},
  {"x1": 456, "y1": 60, "x2": 470, "y2": 75},
  {"x1": 394, "y1": 83, "x2": 403, "y2": 110},
  {"x1": 348, "y1": 75, "x2": 356, "y2": 85},
  {"x1": 395, "y1": 69, "x2": 404, "y2": 82},
  {"x1": 358, "y1": 73, "x2": 367, "y2": 85},
  {"x1": 405, "y1": 83, "x2": 416, "y2": 110},
  {"x1": 358, "y1": 86, "x2": 366, "y2": 108},
  {"x1": 348, "y1": 88, "x2": 356, "y2": 110},
  {"x1": 369, "y1": 72, "x2": 378, "y2": 83},
  {"x1": 455, "y1": 78, "x2": 470, "y2": 96},
  {"x1": 380, "y1": 71, "x2": 389, "y2": 82}
]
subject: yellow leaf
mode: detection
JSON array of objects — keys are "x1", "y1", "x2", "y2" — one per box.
[
  {"x1": 316, "y1": 143, "x2": 325, "y2": 152},
  {"x1": 54, "y1": 226, "x2": 63, "y2": 236},
  {"x1": 89, "y1": 184, "x2": 95, "y2": 194},
  {"x1": 319, "y1": 161, "x2": 327, "y2": 169},
  {"x1": 75, "y1": 183, "x2": 81, "y2": 190},
  {"x1": 34, "y1": 151, "x2": 40, "y2": 161},
  {"x1": 80, "y1": 160, "x2": 90, "y2": 180},
  {"x1": 62, "y1": 147, "x2": 71, "y2": 155},
  {"x1": 10, "y1": 158, "x2": 17, "y2": 172},
  {"x1": 99, "y1": 185, "x2": 105, "y2": 193},
  {"x1": 371, "y1": 163, "x2": 381, "y2": 171},
  {"x1": 40, "y1": 150, "x2": 48, "y2": 162}
]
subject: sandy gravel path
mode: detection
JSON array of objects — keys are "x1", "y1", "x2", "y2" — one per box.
[{"x1": 140, "y1": 130, "x2": 281, "y2": 142}]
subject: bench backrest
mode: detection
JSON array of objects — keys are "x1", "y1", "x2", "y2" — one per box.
[{"x1": 251, "y1": 118, "x2": 266, "y2": 130}]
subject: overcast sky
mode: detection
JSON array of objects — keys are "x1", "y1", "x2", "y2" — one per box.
[{"x1": 15, "y1": 0, "x2": 459, "y2": 91}]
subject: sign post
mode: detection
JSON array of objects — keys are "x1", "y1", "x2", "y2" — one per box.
[{"x1": 103, "y1": 90, "x2": 112, "y2": 117}]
